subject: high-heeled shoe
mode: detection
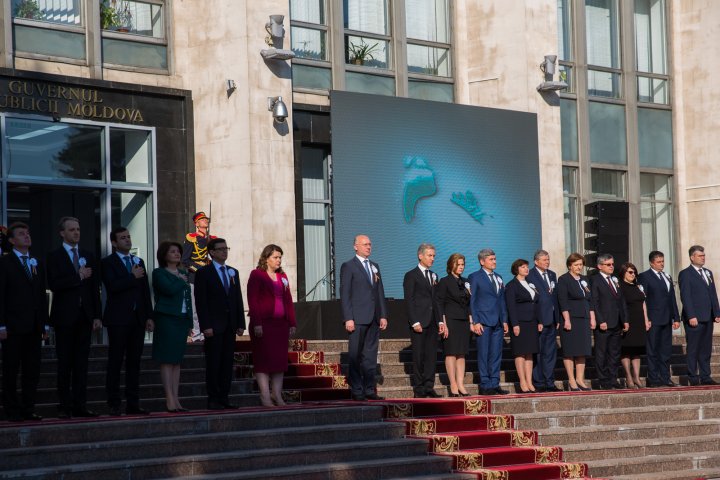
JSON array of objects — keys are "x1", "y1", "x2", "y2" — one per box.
[
  {"x1": 166, "y1": 408, "x2": 179, "y2": 413},
  {"x1": 449, "y1": 393, "x2": 460, "y2": 397},
  {"x1": 569, "y1": 387, "x2": 581, "y2": 392},
  {"x1": 459, "y1": 392, "x2": 471, "y2": 397},
  {"x1": 176, "y1": 407, "x2": 189, "y2": 412},
  {"x1": 578, "y1": 385, "x2": 592, "y2": 391}
]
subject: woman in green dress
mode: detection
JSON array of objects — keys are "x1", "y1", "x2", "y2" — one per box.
[{"x1": 152, "y1": 241, "x2": 192, "y2": 412}]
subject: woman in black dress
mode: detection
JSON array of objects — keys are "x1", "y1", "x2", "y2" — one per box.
[
  {"x1": 557, "y1": 253, "x2": 595, "y2": 391},
  {"x1": 618, "y1": 262, "x2": 650, "y2": 388},
  {"x1": 504, "y1": 259, "x2": 542, "y2": 392},
  {"x1": 437, "y1": 253, "x2": 473, "y2": 397}
]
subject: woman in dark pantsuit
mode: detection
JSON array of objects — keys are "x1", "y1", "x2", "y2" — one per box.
[
  {"x1": 247, "y1": 244, "x2": 297, "y2": 407},
  {"x1": 557, "y1": 253, "x2": 595, "y2": 391},
  {"x1": 152, "y1": 241, "x2": 193, "y2": 412},
  {"x1": 436, "y1": 253, "x2": 473, "y2": 397},
  {"x1": 505, "y1": 259, "x2": 542, "y2": 393}
]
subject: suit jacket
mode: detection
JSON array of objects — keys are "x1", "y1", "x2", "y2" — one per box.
[
  {"x1": 504, "y1": 278, "x2": 540, "y2": 328},
  {"x1": 340, "y1": 257, "x2": 388, "y2": 325},
  {"x1": 468, "y1": 269, "x2": 508, "y2": 327},
  {"x1": 247, "y1": 268, "x2": 297, "y2": 328},
  {"x1": 638, "y1": 268, "x2": 679, "y2": 326},
  {"x1": 526, "y1": 267, "x2": 561, "y2": 326},
  {"x1": 557, "y1": 272, "x2": 591, "y2": 318},
  {"x1": 194, "y1": 263, "x2": 246, "y2": 334},
  {"x1": 152, "y1": 268, "x2": 192, "y2": 319},
  {"x1": 0, "y1": 253, "x2": 49, "y2": 335},
  {"x1": 435, "y1": 275, "x2": 470, "y2": 321},
  {"x1": 403, "y1": 266, "x2": 440, "y2": 328},
  {"x1": 46, "y1": 246, "x2": 101, "y2": 327},
  {"x1": 101, "y1": 254, "x2": 153, "y2": 326},
  {"x1": 590, "y1": 273, "x2": 628, "y2": 328},
  {"x1": 679, "y1": 265, "x2": 720, "y2": 323}
]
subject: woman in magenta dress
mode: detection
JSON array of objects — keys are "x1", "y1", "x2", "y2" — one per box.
[{"x1": 247, "y1": 244, "x2": 297, "y2": 407}]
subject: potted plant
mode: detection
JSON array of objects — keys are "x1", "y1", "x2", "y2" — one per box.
[
  {"x1": 100, "y1": 0, "x2": 133, "y2": 31},
  {"x1": 14, "y1": 0, "x2": 44, "y2": 20},
  {"x1": 348, "y1": 39, "x2": 379, "y2": 66}
]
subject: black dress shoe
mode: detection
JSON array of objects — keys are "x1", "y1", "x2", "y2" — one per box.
[
  {"x1": 413, "y1": 393, "x2": 427, "y2": 398},
  {"x1": 426, "y1": 391, "x2": 442, "y2": 398},
  {"x1": 481, "y1": 388, "x2": 497, "y2": 396},
  {"x1": 689, "y1": 380, "x2": 701, "y2": 386},
  {"x1": 126, "y1": 406, "x2": 149, "y2": 415},
  {"x1": 701, "y1": 379, "x2": 719, "y2": 386},
  {"x1": 23, "y1": 412, "x2": 42, "y2": 421},
  {"x1": 72, "y1": 408, "x2": 100, "y2": 418},
  {"x1": 6, "y1": 413, "x2": 24, "y2": 422},
  {"x1": 207, "y1": 401, "x2": 225, "y2": 410},
  {"x1": 545, "y1": 386, "x2": 563, "y2": 392},
  {"x1": 352, "y1": 394, "x2": 367, "y2": 401},
  {"x1": 222, "y1": 403, "x2": 239, "y2": 410},
  {"x1": 108, "y1": 406, "x2": 122, "y2": 416},
  {"x1": 665, "y1": 380, "x2": 678, "y2": 387},
  {"x1": 495, "y1": 387, "x2": 509, "y2": 395},
  {"x1": 365, "y1": 393, "x2": 384, "y2": 400},
  {"x1": 57, "y1": 408, "x2": 72, "y2": 419},
  {"x1": 610, "y1": 383, "x2": 623, "y2": 390}
]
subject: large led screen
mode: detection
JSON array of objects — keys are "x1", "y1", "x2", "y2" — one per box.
[{"x1": 331, "y1": 91, "x2": 542, "y2": 299}]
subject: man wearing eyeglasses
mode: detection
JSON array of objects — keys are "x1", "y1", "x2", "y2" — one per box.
[
  {"x1": 638, "y1": 250, "x2": 680, "y2": 387},
  {"x1": 590, "y1": 254, "x2": 629, "y2": 389},
  {"x1": 678, "y1": 245, "x2": 720, "y2": 386},
  {"x1": 194, "y1": 238, "x2": 246, "y2": 409}
]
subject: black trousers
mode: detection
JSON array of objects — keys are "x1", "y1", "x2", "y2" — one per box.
[
  {"x1": 204, "y1": 328, "x2": 236, "y2": 403},
  {"x1": 532, "y1": 323, "x2": 558, "y2": 388},
  {"x1": 54, "y1": 312, "x2": 92, "y2": 410},
  {"x1": 410, "y1": 323, "x2": 439, "y2": 395},
  {"x1": 593, "y1": 325, "x2": 622, "y2": 387},
  {"x1": 685, "y1": 321, "x2": 714, "y2": 383},
  {"x1": 646, "y1": 321, "x2": 673, "y2": 385},
  {"x1": 1, "y1": 332, "x2": 42, "y2": 417},
  {"x1": 347, "y1": 320, "x2": 380, "y2": 396},
  {"x1": 106, "y1": 320, "x2": 146, "y2": 408}
]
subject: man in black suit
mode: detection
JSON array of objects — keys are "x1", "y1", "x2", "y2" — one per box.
[
  {"x1": 528, "y1": 249, "x2": 562, "y2": 392},
  {"x1": 194, "y1": 238, "x2": 246, "y2": 409},
  {"x1": 403, "y1": 243, "x2": 447, "y2": 398},
  {"x1": 46, "y1": 216, "x2": 102, "y2": 418},
  {"x1": 638, "y1": 250, "x2": 680, "y2": 387},
  {"x1": 590, "y1": 253, "x2": 629, "y2": 389},
  {"x1": 340, "y1": 234, "x2": 389, "y2": 401},
  {"x1": 101, "y1": 227, "x2": 154, "y2": 416},
  {"x1": 678, "y1": 245, "x2": 720, "y2": 386},
  {"x1": 0, "y1": 223, "x2": 48, "y2": 421}
]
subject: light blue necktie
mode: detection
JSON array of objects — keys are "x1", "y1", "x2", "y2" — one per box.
[
  {"x1": 220, "y1": 266, "x2": 230, "y2": 294},
  {"x1": 123, "y1": 255, "x2": 133, "y2": 273},
  {"x1": 364, "y1": 260, "x2": 373, "y2": 284}
]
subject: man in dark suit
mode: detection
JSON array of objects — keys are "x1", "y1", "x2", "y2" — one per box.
[
  {"x1": 528, "y1": 249, "x2": 562, "y2": 392},
  {"x1": 638, "y1": 250, "x2": 680, "y2": 387},
  {"x1": 340, "y1": 234, "x2": 389, "y2": 401},
  {"x1": 101, "y1": 227, "x2": 154, "y2": 416},
  {"x1": 194, "y1": 238, "x2": 246, "y2": 409},
  {"x1": 403, "y1": 243, "x2": 447, "y2": 398},
  {"x1": 46, "y1": 217, "x2": 102, "y2": 418},
  {"x1": 590, "y1": 253, "x2": 629, "y2": 389},
  {"x1": 678, "y1": 245, "x2": 720, "y2": 386},
  {"x1": 0, "y1": 223, "x2": 48, "y2": 421},
  {"x1": 469, "y1": 248, "x2": 509, "y2": 395}
]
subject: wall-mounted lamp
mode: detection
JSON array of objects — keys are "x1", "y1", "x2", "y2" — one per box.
[
  {"x1": 261, "y1": 14, "x2": 295, "y2": 60},
  {"x1": 226, "y1": 79, "x2": 237, "y2": 93},
  {"x1": 265, "y1": 15, "x2": 285, "y2": 47},
  {"x1": 268, "y1": 96, "x2": 288, "y2": 123},
  {"x1": 537, "y1": 54, "x2": 568, "y2": 92}
]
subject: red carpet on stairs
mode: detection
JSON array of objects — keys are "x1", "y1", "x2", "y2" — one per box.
[{"x1": 233, "y1": 339, "x2": 603, "y2": 480}]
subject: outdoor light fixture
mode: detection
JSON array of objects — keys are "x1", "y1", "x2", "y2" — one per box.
[
  {"x1": 226, "y1": 79, "x2": 237, "y2": 92},
  {"x1": 268, "y1": 96, "x2": 288, "y2": 123},
  {"x1": 537, "y1": 54, "x2": 568, "y2": 92},
  {"x1": 261, "y1": 14, "x2": 295, "y2": 60}
]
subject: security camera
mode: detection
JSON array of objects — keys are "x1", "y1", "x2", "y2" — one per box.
[{"x1": 268, "y1": 96, "x2": 288, "y2": 123}]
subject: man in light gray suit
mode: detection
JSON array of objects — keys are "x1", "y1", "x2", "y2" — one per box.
[{"x1": 340, "y1": 235, "x2": 388, "y2": 401}]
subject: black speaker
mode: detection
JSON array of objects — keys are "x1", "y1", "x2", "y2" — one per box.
[{"x1": 584, "y1": 201, "x2": 629, "y2": 267}]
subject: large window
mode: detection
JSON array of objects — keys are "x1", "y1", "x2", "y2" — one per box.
[
  {"x1": 290, "y1": 1, "x2": 453, "y2": 99},
  {"x1": 640, "y1": 173, "x2": 674, "y2": 275},
  {"x1": 563, "y1": 166, "x2": 579, "y2": 255},
  {"x1": 0, "y1": 114, "x2": 156, "y2": 269},
  {"x1": 101, "y1": 0, "x2": 168, "y2": 70}
]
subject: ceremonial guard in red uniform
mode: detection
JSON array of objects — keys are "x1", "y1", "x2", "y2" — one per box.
[{"x1": 182, "y1": 212, "x2": 216, "y2": 341}]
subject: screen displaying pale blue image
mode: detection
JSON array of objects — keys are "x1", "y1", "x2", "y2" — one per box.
[{"x1": 331, "y1": 91, "x2": 542, "y2": 299}]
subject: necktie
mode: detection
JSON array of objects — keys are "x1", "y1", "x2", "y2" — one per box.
[
  {"x1": 425, "y1": 269, "x2": 432, "y2": 286},
  {"x1": 657, "y1": 271, "x2": 669, "y2": 291},
  {"x1": 364, "y1": 259, "x2": 373, "y2": 284},
  {"x1": 123, "y1": 255, "x2": 133, "y2": 273},
  {"x1": 607, "y1": 276, "x2": 618, "y2": 297},
  {"x1": 71, "y1": 247, "x2": 80, "y2": 272},
  {"x1": 489, "y1": 272, "x2": 499, "y2": 293},
  {"x1": 20, "y1": 255, "x2": 32, "y2": 279},
  {"x1": 220, "y1": 266, "x2": 230, "y2": 294},
  {"x1": 543, "y1": 272, "x2": 551, "y2": 291},
  {"x1": 700, "y1": 268, "x2": 710, "y2": 285}
]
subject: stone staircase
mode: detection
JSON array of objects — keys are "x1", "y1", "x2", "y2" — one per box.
[{"x1": 0, "y1": 404, "x2": 461, "y2": 480}]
